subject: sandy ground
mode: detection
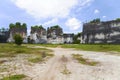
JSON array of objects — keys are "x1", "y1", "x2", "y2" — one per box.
[{"x1": 1, "y1": 47, "x2": 120, "y2": 80}]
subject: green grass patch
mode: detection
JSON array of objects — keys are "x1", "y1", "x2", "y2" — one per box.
[
  {"x1": 0, "y1": 43, "x2": 52, "y2": 58},
  {"x1": 27, "y1": 44, "x2": 61, "y2": 48},
  {"x1": 61, "y1": 44, "x2": 120, "y2": 52},
  {"x1": 27, "y1": 44, "x2": 120, "y2": 52},
  {"x1": 1, "y1": 74, "x2": 26, "y2": 80},
  {"x1": 28, "y1": 52, "x2": 54, "y2": 63},
  {"x1": 28, "y1": 56, "x2": 43, "y2": 63},
  {"x1": 72, "y1": 54, "x2": 98, "y2": 66}
]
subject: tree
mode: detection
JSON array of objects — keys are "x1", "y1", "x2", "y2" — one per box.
[
  {"x1": 22, "y1": 23, "x2": 27, "y2": 28},
  {"x1": 16, "y1": 22, "x2": 21, "y2": 28},
  {"x1": 9, "y1": 23, "x2": 15, "y2": 29},
  {"x1": 116, "y1": 18, "x2": 120, "y2": 21},
  {"x1": 73, "y1": 33, "x2": 82, "y2": 44},
  {"x1": 1, "y1": 27, "x2": 5, "y2": 32},
  {"x1": 90, "y1": 18, "x2": 101, "y2": 23},
  {"x1": 13, "y1": 34, "x2": 23, "y2": 45}
]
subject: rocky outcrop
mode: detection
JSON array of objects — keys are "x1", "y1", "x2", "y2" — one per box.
[
  {"x1": 8, "y1": 22, "x2": 27, "y2": 43},
  {"x1": 63, "y1": 34, "x2": 74, "y2": 44},
  {"x1": 30, "y1": 25, "x2": 47, "y2": 43},
  {"x1": 82, "y1": 20, "x2": 120, "y2": 44},
  {"x1": 0, "y1": 28, "x2": 9, "y2": 43},
  {"x1": 47, "y1": 25, "x2": 63, "y2": 44}
]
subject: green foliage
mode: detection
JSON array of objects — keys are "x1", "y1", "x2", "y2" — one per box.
[
  {"x1": 50, "y1": 25, "x2": 61, "y2": 29},
  {"x1": 1, "y1": 74, "x2": 26, "y2": 80},
  {"x1": 9, "y1": 23, "x2": 15, "y2": 29},
  {"x1": 15, "y1": 22, "x2": 21, "y2": 28},
  {"x1": 13, "y1": 34, "x2": 23, "y2": 46},
  {"x1": 9, "y1": 22, "x2": 27, "y2": 29},
  {"x1": 22, "y1": 23, "x2": 27, "y2": 28},
  {"x1": 90, "y1": 18, "x2": 101, "y2": 23},
  {"x1": 116, "y1": 18, "x2": 120, "y2": 21},
  {"x1": 73, "y1": 33, "x2": 81, "y2": 44},
  {"x1": 31, "y1": 25, "x2": 44, "y2": 29}
]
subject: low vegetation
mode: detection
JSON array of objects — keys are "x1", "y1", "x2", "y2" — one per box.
[
  {"x1": 0, "y1": 43, "x2": 54, "y2": 79},
  {"x1": 72, "y1": 54, "x2": 98, "y2": 66},
  {"x1": 1, "y1": 74, "x2": 26, "y2": 80},
  {"x1": 28, "y1": 56, "x2": 43, "y2": 63},
  {"x1": 61, "y1": 44, "x2": 120, "y2": 52},
  {"x1": 61, "y1": 64, "x2": 71, "y2": 75},
  {"x1": 28, "y1": 52, "x2": 54, "y2": 63},
  {"x1": 13, "y1": 34, "x2": 23, "y2": 46},
  {"x1": 29, "y1": 44, "x2": 120, "y2": 52},
  {"x1": 0, "y1": 43, "x2": 52, "y2": 58}
]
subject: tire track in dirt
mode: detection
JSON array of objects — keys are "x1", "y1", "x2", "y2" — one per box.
[{"x1": 11, "y1": 47, "x2": 120, "y2": 80}]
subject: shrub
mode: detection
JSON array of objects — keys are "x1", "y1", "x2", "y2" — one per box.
[{"x1": 13, "y1": 34, "x2": 23, "y2": 46}]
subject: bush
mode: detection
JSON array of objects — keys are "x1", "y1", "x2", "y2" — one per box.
[{"x1": 13, "y1": 34, "x2": 23, "y2": 46}]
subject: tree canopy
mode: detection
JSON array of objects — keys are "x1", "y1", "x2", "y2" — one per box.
[
  {"x1": 31, "y1": 25, "x2": 44, "y2": 29},
  {"x1": 9, "y1": 22, "x2": 27, "y2": 29},
  {"x1": 89, "y1": 18, "x2": 101, "y2": 23}
]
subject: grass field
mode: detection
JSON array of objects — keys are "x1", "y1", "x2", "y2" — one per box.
[
  {"x1": 0, "y1": 43, "x2": 120, "y2": 56},
  {"x1": 0, "y1": 43, "x2": 52, "y2": 58},
  {"x1": 61, "y1": 44, "x2": 120, "y2": 52},
  {"x1": 29, "y1": 44, "x2": 120, "y2": 52}
]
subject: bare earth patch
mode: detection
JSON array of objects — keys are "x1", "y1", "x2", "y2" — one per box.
[{"x1": 0, "y1": 47, "x2": 120, "y2": 80}]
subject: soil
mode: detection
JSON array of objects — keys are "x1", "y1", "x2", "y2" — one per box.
[{"x1": 0, "y1": 47, "x2": 120, "y2": 80}]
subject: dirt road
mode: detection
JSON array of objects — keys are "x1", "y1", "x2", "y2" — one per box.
[{"x1": 13, "y1": 47, "x2": 120, "y2": 80}]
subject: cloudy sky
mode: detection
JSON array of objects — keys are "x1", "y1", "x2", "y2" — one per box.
[{"x1": 0, "y1": 0, "x2": 120, "y2": 34}]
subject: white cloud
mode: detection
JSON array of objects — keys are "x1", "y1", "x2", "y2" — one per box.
[
  {"x1": 103, "y1": 16, "x2": 106, "y2": 18},
  {"x1": 94, "y1": 9, "x2": 100, "y2": 14},
  {"x1": 11, "y1": 0, "x2": 93, "y2": 19},
  {"x1": 43, "y1": 18, "x2": 58, "y2": 26},
  {"x1": 65, "y1": 18, "x2": 82, "y2": 31}
]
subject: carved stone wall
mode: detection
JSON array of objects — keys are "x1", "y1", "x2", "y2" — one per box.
[
  {"x1": 82, "y1": 20, "x2": 120, "y2": 44},
  {"x1": 0, "y1": 30, "x2": 9, "y2": 43},
  {"x1": 8, "y1": 27, "x2": 27, "y2": 43},
  {"x1": 30, "y1": 27, "x2": 47, "y2": 43},
  {"x1": 63, "y1": 34, "x2": 74, "y2": 44}
]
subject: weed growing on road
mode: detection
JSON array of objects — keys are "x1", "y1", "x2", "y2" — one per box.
[
  {"x1": 61, "y1": 64, "x2": 71, "y2": 75},
  {"x1": 72, "y1": 54, "x2": 99, "y2": 66},
  {"x1": 28, "y1": 56, "x2": 43, "y2": 63},
  {"x1": 1, "y1": 74, "x2": 26, "y2": 80},
  {"x1": 28, "y1": 52, "x2": 54, "y2": 63}
]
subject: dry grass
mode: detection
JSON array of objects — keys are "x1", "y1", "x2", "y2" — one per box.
[{"x1": 72, "y1": 54, "x2": 99, "y2": 66}]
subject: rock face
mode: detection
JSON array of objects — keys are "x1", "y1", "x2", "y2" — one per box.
[
  {"x1": 30, "y1": 26, "x2": 47, "y2": 43},
  {"x1": 47, "y1": 25, "x2": 64, "y2": 44},
  {"x1": 8, "y1": 22, "x2": 27, "y2": 43},
  {"x1": 82, "y1": 20, "x2": 120, "y2": 44},
  {"x1": 0, "y1": 29, "x2": 9, "y2": 43},
  {"x1": 63, "y1": 34, "x2": 74, "y2": 44}
]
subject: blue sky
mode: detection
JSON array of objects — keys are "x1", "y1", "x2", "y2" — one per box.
[{"x1": 0, "y1": 0, "x2": 120, "y2": 35}]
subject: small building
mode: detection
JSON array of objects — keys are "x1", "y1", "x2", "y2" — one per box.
[
  {"x1": 30, "y1": 26, "x2": 47, "y2": 43},
  {"x1": 82, "y1": 20, "x2": 120, "y2": 44},
  {"x1": 47, "y1": 25, "x2": 63, "y2": 44},
  {"x1": 63, "y1": 33, "x2": 74, "y2": 44}
]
